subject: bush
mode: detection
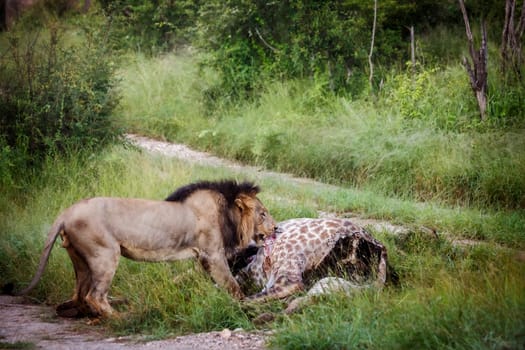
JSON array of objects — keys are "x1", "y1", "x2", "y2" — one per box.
[
  {"x1": 195, "y1": 1, "x2": 404, "y2": 101},
  {"x1": 99, "y1": 0, "x2": 199, "y2": 53},
  {"x1": 383, "y1": 64, "x2": 478, "y2": 130},
  {"x1": 0, "y1": 20, "x2": 120, "y2": 180}
]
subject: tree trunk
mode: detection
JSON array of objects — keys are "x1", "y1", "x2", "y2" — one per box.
[
  {"x1": 410, "y1": 25, "x2": 416, "y2": 81},
  {"x1": 501, "y1": 0, "x2": 525, "y2": 75},
  {"x1": 459, "y1": 0, "x2": 488, "y2": 121},
  {"x1": 368, "y1": 0, "x2": 378, "y2": 89}
]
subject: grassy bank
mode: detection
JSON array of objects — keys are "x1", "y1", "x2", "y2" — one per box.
[
  {"x1": 114, "y1": 53, "x2": 525, "y2": 211},
  {"x1": 270, "y1": 250, "x2": 525, "y2": 349},
  {"x1": 0, "y1": 145, "x2": 524, "y2": 348}
]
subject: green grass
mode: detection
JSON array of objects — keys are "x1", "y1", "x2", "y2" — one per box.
[
  {"x1": 1, "y1": 145, "x2": 524, "y2": 346},
  {"x1": 2, "y1": 9, "x2": 524, "y2": 349},
  {"x1": 114, "y1": 51, "x2": 216, "y2": 141},
  {"x1": 114, "y1": 53, "x2": 525, "y2": 210},
  {"x1": 0, "y1": 342, "x2": 36, "y2": 349},
  {"x1": 269, "y1": 232, "x2": 525, "y2": 350},
  {"x1": 2, "y1": 25, "x2": 524, "y2": 346}
]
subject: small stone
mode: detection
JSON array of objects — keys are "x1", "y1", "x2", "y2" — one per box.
[{"x1": 220, "y1": 328, "x2": 232, "y2": 339}]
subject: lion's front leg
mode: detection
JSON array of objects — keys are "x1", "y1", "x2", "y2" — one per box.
[{"x1": 199, "y1": 252, "x2": 245, "y2": 299}]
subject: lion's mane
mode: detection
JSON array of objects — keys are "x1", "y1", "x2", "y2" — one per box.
[{"x1": 166, "y1": 180, "x2": 260, "y2": 254}]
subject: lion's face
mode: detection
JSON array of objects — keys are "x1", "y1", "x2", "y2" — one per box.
[
  {"x1": 252, "y1": 197, "x2": 277, "y2": 245},
  {"x1": 235, "y1": 194, "x2": 276, "y2": 248}
]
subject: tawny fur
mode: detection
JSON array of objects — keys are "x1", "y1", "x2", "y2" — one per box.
[{"x1": 17, "y1": 180, "x2": 276, "y2": 318}]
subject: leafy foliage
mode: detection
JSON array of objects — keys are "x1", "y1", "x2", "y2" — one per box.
[
  {"x1": 0, "y1": 20, "x2": 120, "y2": 186},
  {"x1": 95, "y1": 0, "x2": 524, "y2": 117},
  {"x1": 196, "y1": 1, "x2": 382, "y2": 98},
  {"x1": 99, "y1": 0, "x2": 200, "y2": 52},
  {"x1": 1, "y1": 1, "x2": 525, "y2": 346},
  {"x1": 193, "y1": 0, "x2": 513, "y2": 100}
]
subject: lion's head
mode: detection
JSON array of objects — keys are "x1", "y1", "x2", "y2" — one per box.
[
  {"x1": 234, "y1": 192, "x2": 276, "y2": 248},
  {"x1": 166, "y1": 180, "x2": 276, "y2": 252}
]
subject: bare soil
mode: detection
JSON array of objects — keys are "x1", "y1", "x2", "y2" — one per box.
[{"x1": 0, "y1": 295, "x2": 268, "y2": 349}]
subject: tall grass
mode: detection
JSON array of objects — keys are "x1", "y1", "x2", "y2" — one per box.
[
  {"x1": 1, "y1": 145, "x2": 523, "y2": 346},
  {"x1": 114, "y1": 51, "x2": 215, "y2": 141},
  {"x1": 115, "y1": 54, "x2": 525, "y2": 210},
  {"x1": 270, "y1": 232, "x2": 525, "y2": 349}
]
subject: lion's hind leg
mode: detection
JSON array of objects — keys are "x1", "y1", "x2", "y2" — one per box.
[
  {"x1": 57, "y1": 247, "x2": 93, "y2": 317},
  {"x1": 83, "y1": 248, "x2": 120, "y2": 318}
]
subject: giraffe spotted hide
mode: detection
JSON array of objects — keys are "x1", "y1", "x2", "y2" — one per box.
[{"x1": 233, "y1": 218, "x2": 390, "y2": 302}]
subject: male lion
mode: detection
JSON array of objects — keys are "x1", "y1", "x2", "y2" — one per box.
[{"x1": 17, "y1": 180, "x2": 277, "y2": 318}]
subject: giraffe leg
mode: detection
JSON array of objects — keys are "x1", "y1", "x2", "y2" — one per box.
[{"x1": 245, "y1": 275, "x2": 304, "y2": 302}]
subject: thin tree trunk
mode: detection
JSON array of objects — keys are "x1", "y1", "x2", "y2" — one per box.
[
  {"x1": 518, "y1": 0, "x2": 525, "y2": 69},
  {"x1": 410, "y1": 25, "x2": 416, "y2": 81},
  {"x1": 254, "y1": 26, "x2": 280, "y2": 54},
  {"x1": 501, "y1": 0, "x2": 525, "y2": 75},
  {"x1": 368, "y1": 0, "x2": 377, "y2": 89}
]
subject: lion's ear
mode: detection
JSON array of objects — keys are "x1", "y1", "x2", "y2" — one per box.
[{"x1": 235, "y1": 194, "x2": 249, "y2": 212}]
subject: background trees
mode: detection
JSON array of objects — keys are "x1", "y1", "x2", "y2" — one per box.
[
  {"x1": 1, "y1": 0, "x2": 524, "y2": 196},
  {"x1": 142, "y1": 0, "x2": 520, "y2": 120}
]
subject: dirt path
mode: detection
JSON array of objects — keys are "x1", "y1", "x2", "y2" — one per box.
[{"x1": 0, "y1": 296, "x2": 268, "y2": 349}]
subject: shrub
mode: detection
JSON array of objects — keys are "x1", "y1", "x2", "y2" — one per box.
[
  {"x1": 99, "y1": 0, "x2": 199, "y2": 53},
  {"x1": 0, "y1": 20, "x2": 120, "y2": 180},
  {"x1": 383, "y1": 64, "x2": 478, "y2": 130}
]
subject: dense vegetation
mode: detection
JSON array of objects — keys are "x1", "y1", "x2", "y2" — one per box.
[
  {"x1": 0, "y1": 8, "x2": 121, "y2": 187},
  {"x1": 112, "y1": 0, "x2": 524, "y2": 210},
  {"x1": 1, "y1": 1, "x2": 524, "y2": 349}
]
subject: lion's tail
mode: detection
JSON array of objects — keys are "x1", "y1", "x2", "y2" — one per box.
[{"x1": 15, "y1": 220, "x2": 64, "y2": 296}]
